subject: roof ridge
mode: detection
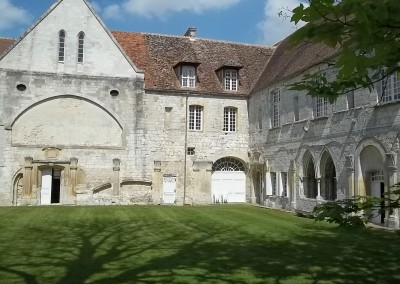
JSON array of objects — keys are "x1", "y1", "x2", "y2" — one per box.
[
  {"x1": 111, "y1": 30, "x2": 275, "y2": 49},
  {"x1": 0, "y1": 37, "x2": 15, "y2": 40}
]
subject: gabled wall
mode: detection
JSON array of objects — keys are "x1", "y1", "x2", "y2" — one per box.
[{"x1": 0, "y1": 0, "x2": 140, "y2": 78}]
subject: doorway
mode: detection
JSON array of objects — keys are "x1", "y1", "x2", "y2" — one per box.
[{"x1": 41, "y1": 169, "x2": 61, "y2": 205}]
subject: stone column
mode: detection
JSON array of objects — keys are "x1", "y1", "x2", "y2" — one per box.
[
  {"x1": 316, "y1": 177, "x2": 323, "y2": 200},
  {"x1": 290, "y1": 160, "x2": 297, "y2": 207},
  {"x1": 70, "y1": 157, "x2": 78, "y2": 193},
  {"x1": 385, "y1": 153, "x2": 398, "y2": 228},
  {"x1": 153, "y1": 161, "x2": 162, "y2": 204},
  {"x1": 112, "y1": 158, "x2": 121, "y2": 198},
  {"x1": 346, "y1": 155, "x2": 355, "y2": 197},
  {"x1": 23, "y1": 157, "x2": 33, "y2": 196}
]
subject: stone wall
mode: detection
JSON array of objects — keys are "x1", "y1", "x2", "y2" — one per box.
[{"x1": 249, "y1": 65, "x2": 400, "y2": 222}]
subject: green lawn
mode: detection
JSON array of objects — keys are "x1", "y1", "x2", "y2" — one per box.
[{"x1": 0, "y1": 205, "x2": 399, "y2": 284}]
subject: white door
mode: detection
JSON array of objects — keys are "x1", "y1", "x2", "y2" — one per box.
[
  {"x1": 371, "y1": 181, "x2": 384, "y2": 224},
  {"x1": 41, "y1": 169, "x2": 52, "y2": 205},
  {"x1": 211, "y1": 171, "x2": 246, "y2": 203},
  {"x1": 163, "y1": 176, "x2": 177, "y2": 204}
]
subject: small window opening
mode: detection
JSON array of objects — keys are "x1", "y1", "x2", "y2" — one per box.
[
  {"x1": 77, "y1": 32, "x2": 85, "y2": 63},
  {"x1": 110, "y1": 90, "x2": 119, "y2": 96},
  {"x1": 187, "y1": 147, "x2": 195, "y2": 156},
  {"x1": 59, "y1": 30, "x2": 66, "y2": 63},
  {"x1": 16, "y1": 84, "x2": 27, "y2": 91}
]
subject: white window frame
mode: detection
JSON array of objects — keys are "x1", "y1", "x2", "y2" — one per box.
[
  {"x1": 58, "y1": 30, "x2": 66, "y2": 63},
  {"x1": 315, "y1": 96, "x2": 328, "y2": 118},
  {"x1": 377, "y1": 72, "x2": 400, "y2": 103},
  {"x1": 223, "y1": 107, "x2": 237, "y2": 132},
  {"x1": 189, "y1": 105, "x2": 203, "y2": 131},
  {"x1": 77, "y1": 31, "x2": 85, "y2": 64},
  {"x1": 270, "y1": 172, "x2": 277, "y2": 196},
  {"x1": 272, "y1": 89, "x2": 280, "y2": 128},
  {"x1": 181, "y1": 66, "x2": 196, "y2": 88},
  {"x1": 281, "y1": 172, "x2": 288, "y2": 197},
  {"x1": 224, "y1": 69, "x2": 238, "y2": 91}
]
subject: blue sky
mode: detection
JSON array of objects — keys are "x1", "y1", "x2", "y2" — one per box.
[{"x1": 0, "y1": 0, "x2": 307, "y2": 45}]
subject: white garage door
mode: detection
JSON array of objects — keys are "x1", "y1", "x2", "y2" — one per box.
[
  {"x1": 212, "y1": 171, "x2": 246, "y2": 203},
  {"x1": 211, "y1": 157, "x2": 246, "y2": 203}
]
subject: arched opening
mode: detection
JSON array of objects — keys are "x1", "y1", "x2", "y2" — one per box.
[
  {"x1": 303, "y1": 151, "x2": 317, "y2": 199},
  {"x1": 320, "y1": 151, "x2": 337, "y2": 200},
  {"x1": 358, "y1": 145, "x2": 386, "y2": 224},
  {"x1": 211, "y1": 157, "x2": 246, "y2": 203}
]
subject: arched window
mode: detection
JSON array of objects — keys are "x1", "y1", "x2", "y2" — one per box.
[
  {"x1": 212, "y1": 157, "x2": 245, "y2": 172},
  {"x1": 77, "y1": 32, "x2": 85, "y2": 63},
  {"x1": 58, "y1": 30, "x2": 66, "y2": 62},
  {"x1": 303, "y1": 151, "x2": 317, "y2": 199},
  {"x1": 320, "y1": 151, "x2": 337, "y2": 201}
]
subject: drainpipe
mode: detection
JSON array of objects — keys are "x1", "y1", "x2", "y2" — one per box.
[{"x1": 183, "y1": 93, "x2": 189, "y2": 205}]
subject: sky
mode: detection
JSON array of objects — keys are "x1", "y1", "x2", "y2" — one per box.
[{"x1": 0, "y1": 0, "x2": 307, "y2": 45}]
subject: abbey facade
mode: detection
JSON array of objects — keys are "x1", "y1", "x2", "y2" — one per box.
[{"x1": 0, "y1": 0, "x2": 398, "y2": 228}]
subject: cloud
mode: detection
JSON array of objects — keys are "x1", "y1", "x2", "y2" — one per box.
[
  {"x1": 103, "y1": 4, "x2": 122, "y2": 20},
  {"x1": 258, "y1": 0, "x2": 307, "y2": 45},
  {"x1": 99, "y1": 0, "x2": 242, "y2": 20},
  {"x1": 0, "y1": 0, "x2": 31, "y2": 31}
]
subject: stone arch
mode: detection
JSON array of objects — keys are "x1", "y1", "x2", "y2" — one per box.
[
  {"x1": 212, "y1": 157, "x2": 246, "y2": 172},
  {"x1": 12, "y1": 170, "x2": 24, "y2": 205},
  {"x1": 212, "y1": 155, "x2": 248, "y2": 173},
  {"x1": 355, "y1": 138, "x2": 386, "y2": 197},
  {"x1": 9, "y1": 95, "x2": 123, "y2": 147},
  {"x1": 303, "y1": 150, "x2": 317, "y2": 199},
  {"x1": 6, "y1": 94, "x2": 123, "y2": 130},
  {"x1": 319, "y1": 149, "x2": 337, "y2": 200}
]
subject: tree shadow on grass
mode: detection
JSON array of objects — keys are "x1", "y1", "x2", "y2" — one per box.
[{"x1": 0, "y1": 213, "x2": 399, "y2": 284}]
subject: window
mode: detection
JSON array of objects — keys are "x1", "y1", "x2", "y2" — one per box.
[
  {"x1": 77, "y1": 32, "x2": 85, "y2": 63},
  {"x1": 181, "y1": 66, "x2": 196, "y2": 88},
  {"x1": 281, "y1": 172, "x2": 288, "y2": 197},
  {"x1": 58, "y1": 30, "x2": 66, "y2": 62},
  {"x1": 315, "y1": 96, "x2": 328, "y2": 118},
  {"x1": 187, "y1": 147, "x2": 195, "y2": 156},
  {"x1": 224, "y1": 69, "x2": 238, "y2": 91},
  {"x1": 189, "y1": 105, "x2": 203, "y2": 131},
  {"x1": 223, "y1": 107, "x2": 237, "y2": 132},
  {"x1": 347, "y1": 91, "x2": 355, "y2": 109},
  {"x1": 270, "y1": 172, "x2": 277, "y2": 195},
  {"x1": 272, "y1": 89, "x2": 280, "y2": 127},
  {"x1": 377, "y1": 72, "x2": 400, "y2": 103}
]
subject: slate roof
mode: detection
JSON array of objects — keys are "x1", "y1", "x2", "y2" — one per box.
[
  {"x1": 252, "y1": 36, "x2": 338, "y2": 94},
  {"x1": 113, "y1": 31, "x2": 275, "y2": 96},
  {"x1": 0, "y1": 38, "x2": 15, "y2": 56}
]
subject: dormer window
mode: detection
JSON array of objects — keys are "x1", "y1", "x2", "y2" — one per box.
[
  {"x1": 58, "y1": 30, "x2": 66, "y2": 62},
  {"x1": 181, "y1": 65, "x2": 196, "y2": 88},
  {"x1": 224, "y1": 69, "x2": 238, "y2": 91},
  {"x1": 77, "y1": 32, "x2": 85, "y2": 63}
]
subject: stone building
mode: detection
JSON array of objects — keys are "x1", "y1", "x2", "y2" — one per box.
[{"x1": 0, "y1": 0, "x2": 398, "y2": 228}]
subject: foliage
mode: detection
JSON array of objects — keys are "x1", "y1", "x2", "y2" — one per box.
[
  {"x1": 313, "y1": 196, "x2": 380, "y2": 228},
  {"x1": 313, "y1": 183, "x2": 400, "y2": 228},
  {"x1": 288, "y1": 0, "x2": 400, "y2": 101}
]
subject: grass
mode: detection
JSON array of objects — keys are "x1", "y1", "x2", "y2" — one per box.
[{"x1": 0, "y1": 205, "x2": 399, "y2": 284}]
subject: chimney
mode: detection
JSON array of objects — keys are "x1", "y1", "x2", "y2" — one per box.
[{"x1": 184, "y1": 27, "x2": 197, "y2": 40}]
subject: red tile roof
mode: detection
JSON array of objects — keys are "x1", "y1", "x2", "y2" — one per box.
[
  {"x1": 0, "y1": 37, "x2": 15, "y2": 56},
  {"x1": 113, "y1": 31, "x2": 275, "y2": 96}
]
